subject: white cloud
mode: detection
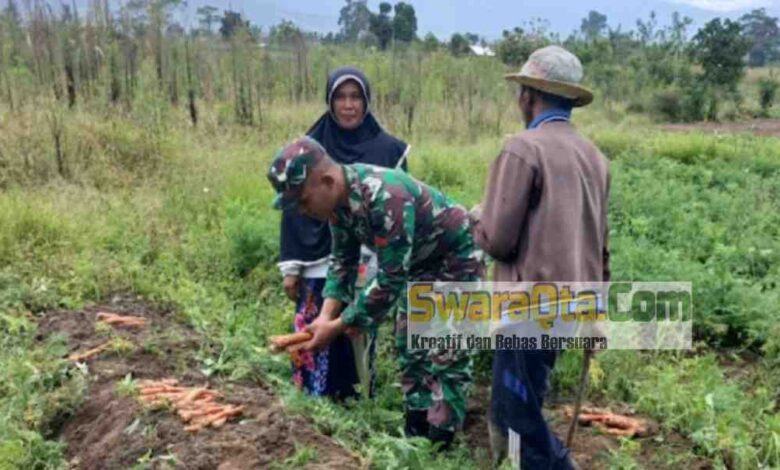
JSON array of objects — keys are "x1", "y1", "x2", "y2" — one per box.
[{"x1": 668, "y1": 0, "x2": 774, "y2": 12}]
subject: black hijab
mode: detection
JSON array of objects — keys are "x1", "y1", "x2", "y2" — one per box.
[
  {"x1": 280, "y1": 67, "x2": 408, "y2": 266},
  {"x1": 307, "y1": 66, "x2": 408, "y2": 167}
]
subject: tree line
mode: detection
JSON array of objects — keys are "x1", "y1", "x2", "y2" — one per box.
[{"x1": 1, "y1": 0, "x2": 778, "y2": 126}]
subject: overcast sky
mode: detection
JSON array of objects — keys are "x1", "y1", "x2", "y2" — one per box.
[{"x1": 70, "y1": 0, "x2": 780, "y2": 40}]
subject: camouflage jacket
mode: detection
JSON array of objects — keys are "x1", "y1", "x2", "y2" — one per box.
[{"x1": 323, "y1": 164, "x2": 480, "y2": 329}]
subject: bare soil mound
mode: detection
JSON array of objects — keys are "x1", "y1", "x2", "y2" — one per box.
[{"x1": 38, "y1": 295, "x2": 362, "y2": 469}]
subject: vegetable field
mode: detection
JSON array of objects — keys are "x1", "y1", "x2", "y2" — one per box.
[{"x1": 1, "y1": 2, "x2": 780, "y2": 469}]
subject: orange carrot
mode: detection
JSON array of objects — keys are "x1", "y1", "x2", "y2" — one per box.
[
  {"x1": 68, "y1": 341, "x2": 112, "y2": 361},
  {"x1": 175, "y1": 388, "x2": 206, "y2": 406},
  {"x1": 179, "y1": 405, "x2": 224, "y2": 422},
  {"x1": 269, "y1": 331, "x2": 312, "y2": 353},
  {"x1": 140, "y1": 386, "x2": 185, "y2": 395},
  {"x1": 96, "y1": 311, "x2": 147, "y2": 328},
  {"x1": 198, "y1": 405, "x2": 244, "y2": 428}
]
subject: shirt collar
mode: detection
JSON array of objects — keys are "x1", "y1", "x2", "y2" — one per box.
[{"x1": 528, "y1": 108, "x2": 572, "y2": 130}]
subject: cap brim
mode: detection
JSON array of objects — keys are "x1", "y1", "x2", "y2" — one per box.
[{"x1": 505, "y1": 74, "x2": 594, "y2": 107}]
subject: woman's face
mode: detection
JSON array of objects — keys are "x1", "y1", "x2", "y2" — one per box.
[{"x1": 331, "y1": 80, "x2": 365, "y2": 130}]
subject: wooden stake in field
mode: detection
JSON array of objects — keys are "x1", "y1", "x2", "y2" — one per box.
[
  {"x1": 566, "y1": 349, "x2": 593, "y2": 448},
  {"x1": 185, "y1": 38, "x2": 198, "y2": 126}
]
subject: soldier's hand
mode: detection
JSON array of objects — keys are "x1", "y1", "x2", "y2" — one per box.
[
  {"x1": 303, "y1": 317, "x2": 347, "y2": 352},
  {"x1": 283, "y1": 275, "x2": 300, "y2": 302}
]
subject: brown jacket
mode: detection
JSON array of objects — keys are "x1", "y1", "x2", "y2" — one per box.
[{"x1": 473, "y1": 121, "x2": 610, "y2": 282}]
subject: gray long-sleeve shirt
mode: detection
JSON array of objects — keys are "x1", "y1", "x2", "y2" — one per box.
[{"x1": 473, "y1": 121, "x2": 610, "y2": 283}]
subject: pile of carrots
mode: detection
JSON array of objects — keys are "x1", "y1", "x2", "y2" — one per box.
[
  {"x1": 269, "y1": 331, "x2": 313, "y2": 368},
  {"x1": 138, "y1": 379, "x2": 244, "y2": 432},
  {"x1": 565, "y1": 406, "x2": 654, "y2": 438}
]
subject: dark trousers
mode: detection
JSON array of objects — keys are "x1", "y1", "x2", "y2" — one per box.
[{"x1": 489, "y1": 350, "x2": 575, "y2": 469}]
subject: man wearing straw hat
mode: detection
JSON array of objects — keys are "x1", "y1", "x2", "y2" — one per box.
[{"x1": 471, "y1": 45, "x2": 611, "y2": 468}]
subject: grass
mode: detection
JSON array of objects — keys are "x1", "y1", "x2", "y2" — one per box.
[
  {"x1": 0, "y1": 287, "x2": 86, "y2": 470},
  {"x1": 1, "y1": 94, "x2": 779, "y2": 468}
]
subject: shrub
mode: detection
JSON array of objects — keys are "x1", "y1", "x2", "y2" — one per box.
[
  {"x1": 758, "y1": 78, "x2": 779, "y2": 116},
  {"x1": 625, "y1": 96, "x2": 646, "y2": 114},
  {"x1": 224, "y1": 199, "x2": 277, "y2": 277},
  {"x1": 680, "y1": 84, "x2": 709, "y2": 122},
  {"x1": 652, "y1": 88, "x2": 683, "y2": 121}
]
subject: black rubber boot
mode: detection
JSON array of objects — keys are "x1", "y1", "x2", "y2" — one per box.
[
  {"x1": 428, "y1": 426, "x2": 455, "y2": 451},
  {"x1": 404, "y1": 410, "x2": 430, "y2": 437}
]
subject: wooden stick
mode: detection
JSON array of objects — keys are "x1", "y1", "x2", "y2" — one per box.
[{"x1": 566, "y1": 349, "x2": 593, "y2": 448}]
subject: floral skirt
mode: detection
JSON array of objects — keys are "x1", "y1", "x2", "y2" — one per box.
[{"x1": 292, "y1": 278, "x2": 361, "y2": 399}]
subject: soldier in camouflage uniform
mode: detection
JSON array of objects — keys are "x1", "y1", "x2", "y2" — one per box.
[{"x1": 267, "y1": 136, "x2": 484, "y2": 447}]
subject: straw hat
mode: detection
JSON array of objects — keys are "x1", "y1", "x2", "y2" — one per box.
[{"x1": 504, "y1": 45, "x2": 593, "y2": 107}]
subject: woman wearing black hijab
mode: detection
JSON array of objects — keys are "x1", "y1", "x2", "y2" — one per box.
[{"x1": 279, "y1": 66, "x2": 409, "y2": 399}]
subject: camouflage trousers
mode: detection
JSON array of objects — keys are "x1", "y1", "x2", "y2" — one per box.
[{"x1": 394, "y1": 248, "x2": 484, "y2": 432}]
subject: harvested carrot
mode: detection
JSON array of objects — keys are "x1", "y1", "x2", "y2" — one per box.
[
  {"x1": 176, "y1": 387, "x2": 206, "y2": 406},
  {"x1": 68, "y1": 341, "x2": 112, "y2": 361},
  {"x1": 564, "y1": 406, "x2": 654, "y2": 438},
  {"x1": 198, "y1": 406, "x2": 243, "y2": 426},
  {"x1": 179, "y1": 405, "x2": 224, "y2": 422},
  {"x1": 286, "y1": 341, "x2": 309, "y2": 354},
  {"x1": 289, "y1": 350, "x2": 306, "y2": 369},
  {"x1": 139, "y1": 378, "x2": 179, "y2": 387},
  {"x1": 96, "y1": 311, "x2": 147, "y2": 328},
  {"x1": 269, "y1": 331, "x2": 312, "y2": 353},
  {"x1": 140, "y1": 386, "x2": 185, "y2": 395},
  {"x1": 138, "y1": 379, "x2": 179, "y2": 385},
  {"x1": 187, "y1": 408, "x2": 225, "y2": 424}
]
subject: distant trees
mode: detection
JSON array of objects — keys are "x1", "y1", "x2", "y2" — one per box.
[
  {"x1": 0, "y1": 0, "x2": 773, "y2": 128},
  {"x1": 739, "y1": 8, "x2": 780, "y2": 66},
  {"x1": 496, "y1": 27, "x2": 548, "y2": 66},
  {"x1": 369, "y1": 2, "x2": 393, "y2": 49},
  {"x1": 422, "y1": 32, "x2": 440, "y2": 52},
  {"x1": 220, "y1": 11, "x2": 250, "y2": 39},
  {"x1": 269, "y1": 20, "x2": 304, "y2": 46},
  {"x1": 691, "y1": 18, "x2": 752, "y2": 91},
  {"x1": 580, "y1": 10, "x2": 607, "y2": 41},
  {"x1": 392, "y1": 2, "x2": 417, "y2": 42},
  {"x1": 196, "y1": 6, "x2": 220, "y2": 34},
  {"x1": 448, "y1": 34, "x2": 471, "y2": 56},
  {"x1": 338, "y1": 0, "x2": 371, "y2": 42},
  {"x1": 494, "y1": 18, "x2": 552, "y2": 67},
  {"x1": 338, "y1": 0, "x2": 417, "y2": 48}
]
